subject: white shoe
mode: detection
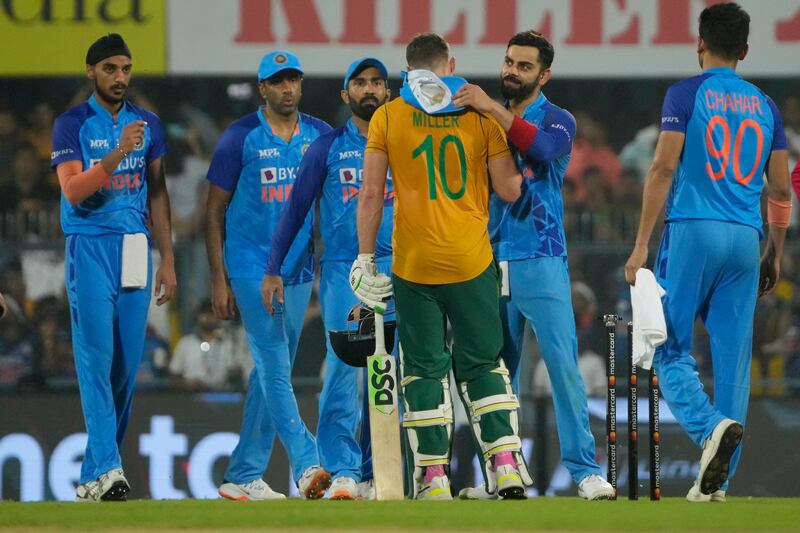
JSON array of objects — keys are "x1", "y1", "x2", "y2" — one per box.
[
  {"x1": 356, "y1": 479, "x2": 375, "y2": 500},
  {"x1": 75, "y1": 480, "x2": 100, "y2": 503},
  {"x1": 98, "y1": 468, "x2": 130, "y2": 501},
  {"x1": 697, "y1": 419, "x2": 743, "y2": 495},
  {"x1": 578, "y1": 474, "x2": 615, "y2": 500},
  {"x1": 457, "y1": 485, "x2": 497, "y2": 500},
  {"x1": 417, "y1": 475, "x2": 452, "y2": 500},
  {"x1": 328, "y1": 476, "x2": 358, "y2": 500},
  {"x1": 297, "y1": 466, "x2": 331, "y2": 500},
  {"x1": 219, "y1": 479, "x2": 286, "y2": 501},
  {"x1": 686, "y1": 481, "x2": 726, "y2": 503},
  {"x1": 495, "y1": 464, "x2": 526, "y2": 500}
]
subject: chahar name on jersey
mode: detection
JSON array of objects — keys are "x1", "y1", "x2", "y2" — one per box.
[{"x1": 705, "y1": 90, "x2": 763, "y2": 115}]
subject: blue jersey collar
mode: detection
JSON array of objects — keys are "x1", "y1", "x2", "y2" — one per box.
[
  {"x1": 345, "y1": 118, "x2": 366, "y2": 143},
  {"x1": 703, "y1": 66, "x2": 739, "y2": 78},
  {"x1": 89, "y1": 94, "x2": 127, "y2": 123},
  {"x1": 257, "y1": 106, "x2": 302, "y2": 143},
  {"x1": 509, "y1": 91, "x2": 549, "y2": 118}
]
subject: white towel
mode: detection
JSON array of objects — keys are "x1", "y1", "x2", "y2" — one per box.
[
  {"x1": 499, "y1": 260, "x2": 510, "y2": 297},
  {"x1": 121, "y1": 233, "x2": 149, "y2": 289},
  {"x1": 630, "y1": 268, "x2": 667, "y2": 370},
  {"x1": 405, "y1": 69, "x2": 454, "y2": 114}
]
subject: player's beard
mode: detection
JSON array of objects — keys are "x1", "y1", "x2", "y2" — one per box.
[
  {"x1": 96, "y1": 81, "x2": 127, "y2": 106},
  {"x1": 500, "y1": 75, "x2": 538, "y2": 102},
  {"x1": 350, "y1": 95, "x2": 382, "y2": 121}
]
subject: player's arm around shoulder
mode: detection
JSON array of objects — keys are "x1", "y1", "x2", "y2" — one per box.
[{"x1": 483, "y1": 114, "x2": 522, "y2": 203}]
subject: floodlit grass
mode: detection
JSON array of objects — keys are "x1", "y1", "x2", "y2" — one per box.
[{"x1": 1, "y1": 497, "x2": 799, "y2": 532}]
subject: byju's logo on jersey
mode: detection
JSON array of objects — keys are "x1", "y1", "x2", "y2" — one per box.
[
  {"x1": 90, "y1": 139, "x2": 110, "y2": 149},
  {"x1": 261, "y1": 167, "x2": 278, "y2": 184},
  {"x1": 339, "y1": 168, "x2": 358, "y2": 184},
  {"x1": 259, "y1": 148, "x2": 280, "y2": 158}
]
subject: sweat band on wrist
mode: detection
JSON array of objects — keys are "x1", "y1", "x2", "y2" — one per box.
[{"x1": 767, "y1": 198, "x2": 792, "y2": 228}]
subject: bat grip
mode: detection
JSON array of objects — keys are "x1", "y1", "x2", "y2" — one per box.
[{"x1": 374, "y1": 309, "x2": 387, "y2": 355}]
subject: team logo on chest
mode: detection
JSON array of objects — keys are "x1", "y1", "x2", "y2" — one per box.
[{"x1": 261, "y1": 167, "x2": 278, "y2": 184}]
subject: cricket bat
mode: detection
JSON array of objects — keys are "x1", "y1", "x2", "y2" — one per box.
[{"x1": 367, "y1": 310, "x2": 404, "y2": 500}]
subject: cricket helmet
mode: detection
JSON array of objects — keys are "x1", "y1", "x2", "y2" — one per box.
[{"x1": 328, "y1": 306, "x2": 396, "y2": 368}]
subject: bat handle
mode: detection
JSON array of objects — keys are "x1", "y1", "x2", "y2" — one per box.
[{"x1": 374, "y1": 308, "x2": 387, "y2": 356}]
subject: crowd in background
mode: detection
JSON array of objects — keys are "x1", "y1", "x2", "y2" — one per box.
[{"x1": 1, "y1": 78, "x2": 799, "y2": 397}]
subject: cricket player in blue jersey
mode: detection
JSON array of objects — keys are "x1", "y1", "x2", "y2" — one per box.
[
  {"x1": 453, "y1": 30, "x2": 614, "y2": 500},
  {"x1": 262, "y1": 57, "x2": 393, "y2": 500},
  {"x1": 50, "y1": 34, "x2": 177, "y2": 502},
  {"x1": 205, "y1": 50, "x2": 332, "y2": 501},
  {"x1": 624, "y1": 2, "x2": 791, "y2": 501}
]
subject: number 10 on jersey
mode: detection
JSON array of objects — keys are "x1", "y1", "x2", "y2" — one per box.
[{"x1": 413, "y1": 134, "x2": 467, "y2": 200}]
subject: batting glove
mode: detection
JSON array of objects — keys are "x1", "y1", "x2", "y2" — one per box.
[{"x1": 350, "y1": 253, "x2": 392, "y2": 312}]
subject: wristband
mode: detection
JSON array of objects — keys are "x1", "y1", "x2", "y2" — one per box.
[
  {"x1": 117, "y1": 145, "x2": 130, "y2": 158},
  {"x1": 767, "y1": 198, "x2": 792, "y2": 228}
]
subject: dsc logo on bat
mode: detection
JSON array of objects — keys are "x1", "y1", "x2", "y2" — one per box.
[{"x1": 368, "y1": 355, "x2": 396, "y2": 415}]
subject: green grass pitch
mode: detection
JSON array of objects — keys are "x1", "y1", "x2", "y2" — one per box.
[{"x1": 1, "y1": 498, "x2": 799, "y2": 532}]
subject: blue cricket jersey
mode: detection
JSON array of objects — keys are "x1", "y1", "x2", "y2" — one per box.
[
  {"x1": 207, "y1": 108, "x2": 331, "y2": 283},
  {"x1": 266, "y1": 119, "x2": 394, "y2": 275},
  {"x1": 661, "y1": 66, "x2": 786, "y2": 236},
  {"x1": 50, "y1": 94, "x2": 167, "y2": 236},
  {"x1": 489, "y1": 92, "x2": 576, "y2": 260}
]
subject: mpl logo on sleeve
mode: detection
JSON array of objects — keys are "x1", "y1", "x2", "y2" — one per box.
[{"x1": 260, "y1": 168, "x2": 277, "y2": 184}]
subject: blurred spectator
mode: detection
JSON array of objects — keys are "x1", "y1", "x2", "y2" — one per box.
[
  {"x1": 22, "y1": 102, "x2": 55, "y2": 165},
  {"x1": 165, "y1": 124, "x2": 212, "y2": 333},
  {"x1": 566, "y1": 112, "x2": 622, "y2": 201},
  {"x1": 165, "y1": 125, "x2": 210, "y2": 242},
  {"x1": 0, "y1": 108, "x2": 22, "y2": 194},
  {"x1": 783, "y1": 96, "x2": 800, "y2": 170},
  {"x1": 169, "y1": 300, "x2": 250, "y2": 391},
  {"x1": 0, "y1": 310, "x2": 35, "y2": 387},
  {"x1": 1, "y1": 262, "x2": 31, "y2": 320},
  {"x1": 1, "y1": 144, "x2": 56, "y2": 215},
  {"x1": 29, "y1": 296, "x2": 74, "y2": 384},
  {"x1": 581, "y1": 166, "x2": 617, "y2": 241},
  {"x1": 619, "y1": 111, "x2": 661, "y2": 181},
  {"x1": 137, "y1": 324, "x2": 171, "y2": 387}
]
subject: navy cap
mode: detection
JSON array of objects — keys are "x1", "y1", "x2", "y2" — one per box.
[
  {"x1": 343, "y1": 57, "x2": 388, "y2": 90},
  {"x1": 258, "y1": 50, "x2": 303, "y2": 82}
]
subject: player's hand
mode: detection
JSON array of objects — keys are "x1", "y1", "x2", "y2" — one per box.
[
  {"x1": 119, "y1": 120, "x2": 147, "y2": 154},
  {"x1": 261, "y1": 274, "x2": 284, "y2": 315},
  {"x1": 211, "y1": 276, "x2": 237, "y2": 319},
  {"x1": 0, "y1": 292, "x2": 7, "y2": 320},
  {"x1": 624, "y1": 245, "x2": 648, "y2": 285},
  {"x1": 154, "y1": 258, "x2": 177, "y2": 306},
  {"x1": 452, "y1": 84, "x2": 496, "y2": 114},
  {"x1": 759, "y1": 251, "x2": 780, "y2": 296},
  {"x1": 350, "y1": 253, "x2": 392, "y2": 312}
]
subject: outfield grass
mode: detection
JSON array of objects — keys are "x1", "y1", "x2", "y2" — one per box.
[{"x1": 1, "y1": 498, "x2": 799, "y2": 532}]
